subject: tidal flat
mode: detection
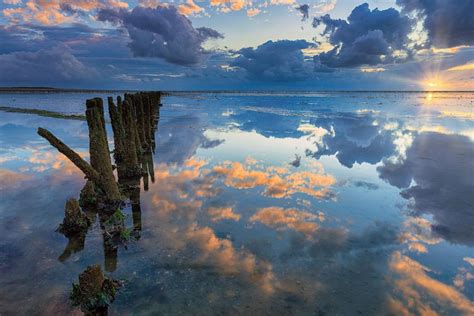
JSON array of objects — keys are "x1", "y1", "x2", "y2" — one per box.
[{"x1": 0, "y1": 91, "x2": 473, "y2": 315}]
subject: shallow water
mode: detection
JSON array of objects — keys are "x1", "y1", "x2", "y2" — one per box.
[{"x1": 0, "y1": 91, "x2": 473, "y2": 315}]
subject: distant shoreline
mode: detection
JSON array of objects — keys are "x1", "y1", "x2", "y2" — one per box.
[
  {"x1": 0, "y1": 87, "x2": 134, "y2": 93},
  {"x1": 0, "y1": 87, "x2": 472, "y2": 94}
]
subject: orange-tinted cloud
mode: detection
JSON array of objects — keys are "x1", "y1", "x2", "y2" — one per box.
[
  {"x1": 184, "y1": 222, "x2": 274, "y2": 290},
  {"x1": 210, "y1": 0, "x2": 248, "y2": 12},
  {"x1": 408, "y1": 242, "x2": 427, "y2": 254},
  {"x1": 0, "y1": 169, "x2": 32, "y2": 191},
  {"x1": 143, "y1": 158, "x2": 276, "y2": 293},
  {"x1": 389, "y1": 251, "x2": 474, "y2": 315},
  {"x1": 178, "y1": 0, "x2": 204, "y2": 16},
  {"x1": 453, "y1": 268, "x2": 473, "y2": 290},
  {"x1": 464, "y1": 258, "x2": 474, "y2": 266},
  {"x1": 250, "y1": 207, "x2": 323, "y2": 238},
  {"x1": 212, "y1": 161, "x2": 335, "y2": 199},
  {"x1": 400, "y1": 217, "x2": 441, "y2": 254},
  {"x1": 446, "y1": 62, "x2": 474, "y2": 72},
  {"x1": 3, "y1": 0, "x2": 128, "y2": 25},
  {"x1": 246, "y1": 7, "x2": 260, "y2": 17},
  {"x1": 208, "y1": 206, "x2": 241, "y2": 222}
]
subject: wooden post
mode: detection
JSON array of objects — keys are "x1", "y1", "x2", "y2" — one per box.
[
  {"x1": 121, "y1": 98, "x2": 140, "y2": 176},
  {"x1": 37, "y1": 128, "x2": 100, "y2": 183},
  {"x1": 86, "y1": 98, "x2": 121, "y2": 201}
]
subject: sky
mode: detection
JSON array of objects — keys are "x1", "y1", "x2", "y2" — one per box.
[{"x1": 0, "y1": 0, "x2": 473, "y2": 90}]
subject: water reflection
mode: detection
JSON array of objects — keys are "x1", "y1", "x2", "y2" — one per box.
[
  {"x1": 0, "y1": 92, "x2": 473, "y2": 315},
  {"x1": 378, "y1": 132, "x2": 474, "y2": 246},
  {"x1": 306, "y1": 112, "x2": 398, "y2": 168}
]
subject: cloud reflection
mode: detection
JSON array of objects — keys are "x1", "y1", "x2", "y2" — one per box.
[
  {"x1": 389, "y1": 251, "x2": 474, "y2": 315},
  {"x1": 378, "y1": 132, "x2": 474, "y2": 246},
  {"x1": 250, "y1": 207, "x2": 323, "y2": 238},
  {"x1": 211, "y1": 160, "x2": 335, "y2": 199},
  {"x1": 306, "y1": 113, "x2": 398, "y2": 168},
  {"x1": 142, "y1": 158, "x2": 276, "y2": 293}
]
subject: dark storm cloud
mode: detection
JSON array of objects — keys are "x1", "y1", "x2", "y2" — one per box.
[
  {"x1": 306, "y1": 113, "x2": 397, "y2": 168},
  {"x1": 0, "y1": 25, "x2": 55, "y2": 54},
  {"x1": 0, "y1": 45, "x2": 96, "y2": 85},
  {"x1": 231, "y1": 40, "x2": 314, "y2": 81},
  {"x1": 296, "y1": 4, "x2": 309, "y2": 21},
  {"x1": 312, "y1": 3, "x2": 413, "y2": 69},
  {"x1": 378, "y1": 132, "x2": 474, "y2": 246},
  {"x1": 396, "y1": 0, "x2": 474, "y2": 48},
  {"x1": 0, "y1": 23, "x2": 129, "y2": 58},
  {"x1": 97, "y1": 5, "x2": 223, "y2": 66}
]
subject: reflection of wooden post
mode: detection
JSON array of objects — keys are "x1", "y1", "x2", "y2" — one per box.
[
  {"x1": 86, "y1": 98, "x2": 121, "y2": 202},
  {"x1": 58, "y1": 233, "x2": 86, "y2": 262},
  {"x1": 58, "y1": 198, "x2": 90, "y2": 235},
  {"x1": 103, "y1": 234, "x2": 118, "y2": 272},
  {"x1": 141, "y1": 155, "x2": 149, "y2": 191},
  {"x1": 145, "y1": 152, "x2": 155, "y2": 183},
  {"x1": 71, "y1": 264, "x2": 120, "y2": 316},
  {"x1": 127, "y1": 184, "x2": 142, "y2": 238}
]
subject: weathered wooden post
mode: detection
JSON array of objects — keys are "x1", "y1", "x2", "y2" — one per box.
[
  {"x1": 134, "y1": 94, "x2": 147, "y2": 151},
  {"x1": 120, "y1": 98, "x2": 140, "y2": 177},
  {"x1": 107, "y1": 97, "x2": 125, "y2": 160},
  {"x1": 85, "y1": 98, "x2": 121, "y2": 202},
  {"x1": 37, "y1": 128, "x2": 100, "y2": 183},
  {"x1": 70, "y1": 265, "x2": 121, "y2": 315}
]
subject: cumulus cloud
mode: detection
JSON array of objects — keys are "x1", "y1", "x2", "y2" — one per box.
[
  {"x1": 178, "y1": 0, "x2": 204, "y2": 16},
  {"x1": 229, "y1": 108, "x2": 305, "y2": 138},
  {"x1": 211, "y1": 160, "x2": 335, "y2": 199},
  {"x1": 306, "y1": 112, "x2": 397, "y2": 168},
  {"x1": 389, "y1": 251, "x2": 474, "y2": 315},
  {"x1": 312, "y1": 3, "x2": 413, "y2": 69},
  {"x1": 208, "y1": 206, "x2": 241, "y2": 222},
  {"x1": 97, "y1": 5, "x2": 223, "y2": 66},
  {"x1": 0, "y1": 169, "x2": 32, "y2": 192},
  {"x1": 210, "y1": 0, "x2": 249, "y2": 12},
  {"x1": 378, "y1": 132, "x2": 474, "y2": 246},
  {"x1": 231, "y1": 40, "x2": 314, "y2": 81},
  {"x1": 155, "y1": 115, "x2": 224, "y2": 164},
  {"x1": 1, "y1": 0, "x2": 128, "y2": 25},
  {"x1": 250, "y1": 207, "x2": 322, "y2": 238},
  {"x1": 396, "y1": 0, "x2": 474, "y2": 48},
  {"x1": 0, "y1": 45, "x2": 96, "y2": 85},
  {"x1": 142, "y1": 158, "x2": 276, "y2": 293}
]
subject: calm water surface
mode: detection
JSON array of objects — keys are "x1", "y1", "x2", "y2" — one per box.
[{"x1": 0, "y1": 92, "x2": 473, "y2": 315}]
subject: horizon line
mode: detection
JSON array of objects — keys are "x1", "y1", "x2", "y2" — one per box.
[{"x1": 0, "y1": 87, "x2": 473, "y2": 94}]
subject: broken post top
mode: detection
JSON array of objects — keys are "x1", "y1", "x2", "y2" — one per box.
[{"x1": 86, "y1": 98, "x2": 104, "y2": 110}]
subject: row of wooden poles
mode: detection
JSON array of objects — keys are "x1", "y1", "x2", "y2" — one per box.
[
  {"x1": 36, "y1": 92, "x2": 161, "y2": 315},
  {"x1": 38, "y1": 91, "x2": 161, "y2": 207}
]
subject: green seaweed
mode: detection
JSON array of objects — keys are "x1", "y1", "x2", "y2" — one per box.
[
  {"x1": 0, "y1": 106, "x2": 86, "y2": 121},
  {"x1": 105, "y1": 208, "x2": 126, "y2": 226},
  {"x1": 70, "y1": 265, "x2": 121, "y2": 314}
]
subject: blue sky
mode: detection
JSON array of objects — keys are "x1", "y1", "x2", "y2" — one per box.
[{"x1": 0, "y1": 0, "x2": 473, "y2": 90}]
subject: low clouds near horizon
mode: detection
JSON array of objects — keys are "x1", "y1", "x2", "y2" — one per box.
[{"x1": 0, "y1": 0, "x2": 473, "y2": 89}]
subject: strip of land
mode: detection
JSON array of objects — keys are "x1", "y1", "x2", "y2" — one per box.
[{"x1": 0, "y1": 106, "x2": 86, "y2": 121}]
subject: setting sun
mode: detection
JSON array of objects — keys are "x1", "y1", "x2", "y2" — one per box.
[
  {"x1": 424, "y1": 80, "x2": 443, "y2": 90},
  {"x1": 422, "y1": 74, "x2": 447, "y2": 91}
]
